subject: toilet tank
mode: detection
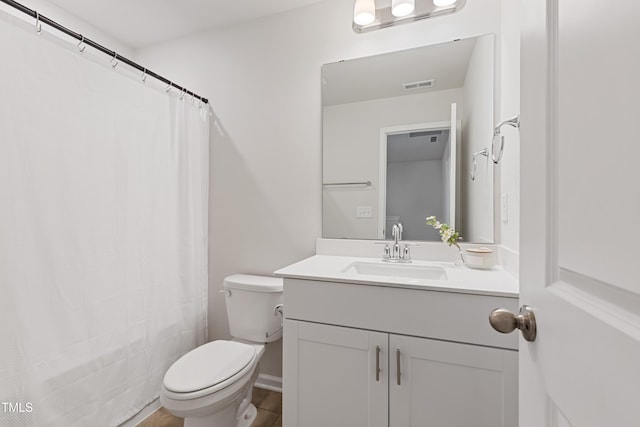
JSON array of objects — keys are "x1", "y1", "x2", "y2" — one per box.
[{"x1": 223, "y1": 274, "x2": 284, "y2": 343}]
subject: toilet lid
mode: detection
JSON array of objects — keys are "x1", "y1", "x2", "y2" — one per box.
[{"x1": 163, "y1": 340, "x2": 256, "y2": 393}]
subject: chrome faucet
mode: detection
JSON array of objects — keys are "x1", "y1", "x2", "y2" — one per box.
[
  {"x1": 383, "y1": 223, "x2": 411, "y2": 263},
  {"x1": 392, "y1": 223, "x2": 403, "y2": 259}
]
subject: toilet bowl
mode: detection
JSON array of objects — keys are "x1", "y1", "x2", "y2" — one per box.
[{"x1": 160, "y1": 275, "x2": 283, "y2": 427}]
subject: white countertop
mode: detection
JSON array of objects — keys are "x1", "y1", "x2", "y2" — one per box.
[{"x1": 274, "y1": 255, "x2": 519, "y2": 298}]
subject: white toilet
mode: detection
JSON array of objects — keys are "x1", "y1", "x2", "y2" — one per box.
[{"x1": 160, "y1": 274, "x2": 283, "y2": 427}]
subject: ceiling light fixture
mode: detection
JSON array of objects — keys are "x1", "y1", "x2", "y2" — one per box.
[
  {"x1": 353, "y1": 0, "x2": 465, "y2": 33},
  {"x1": 392, "y1": 0, "x2": 415, "y2": 17},
  {"x1": 353, "y1": 0, "x2": 376, "y2": 26}
]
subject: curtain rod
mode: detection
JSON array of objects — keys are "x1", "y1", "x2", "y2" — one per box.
[{"x1": 0, "y1": 0, "x2": 209, "y2": 104}]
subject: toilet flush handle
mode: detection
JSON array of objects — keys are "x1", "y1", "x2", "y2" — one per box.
[
  {"x1": 265, "y1": 304, "x2": 285, "y2": 340},
  {"x1": 274, "y1": 304, "x2": 283, "y2": 318}
]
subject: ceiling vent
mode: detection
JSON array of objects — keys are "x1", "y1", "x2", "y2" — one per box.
[
  {"x1": 403, "y1": 79, "x2": 434, "y2": 91},
  {"x1": 409, "y1": 130, "x2": 442, "y2": 138}
]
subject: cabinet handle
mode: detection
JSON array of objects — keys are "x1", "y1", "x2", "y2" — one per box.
[
  {"x1": 396, "y1": 349, "x2": 401, "y2": 386},
  {"x1": 375, "y1": 346, "x2": 381, "y2": 381}
]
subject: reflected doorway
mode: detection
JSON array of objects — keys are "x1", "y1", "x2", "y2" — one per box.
[
  {"x1": 385, "y1": 127, "x2": 452, "y2": 241},
  {"x1": 378, "y1": 104, "x2": 459, "y2": 240}
]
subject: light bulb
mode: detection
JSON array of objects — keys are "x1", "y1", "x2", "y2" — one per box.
[
  {"x1": 354, "y1": 0, "x2": 376, "y2": 25},
  {"x1": 392, "y1": 0, "x2": 415, "y2": 17},
  {"x1": 433, "y1": 0, "x2": 457, "y2": 7}
]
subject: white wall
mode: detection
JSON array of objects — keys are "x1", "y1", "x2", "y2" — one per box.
[
  {"x1": 323, "y1": 88, "x2": 462, "y2": 239},
  {"x1": 135, "y1": 0, "x2": 502, "y2": 377},
  {"x1": 462, "y1": 35, "x2": 495, "y2": 243},
  {"x1": 497, "y1": 0, "x2": 521, "y2": 274}
]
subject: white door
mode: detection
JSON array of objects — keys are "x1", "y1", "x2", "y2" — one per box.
[
  {"x1": 389, "y1": 334, "x2": 517, "y2": 427},
  {"x1": 518, "y1": 0, "x2": 640, "y2": 425},
  {"x1": 283, "y1": 320, "x2": 388, "y2": 427},
  {"x1": 447, "y1": 103, "x2": 458, "y2": 228}
]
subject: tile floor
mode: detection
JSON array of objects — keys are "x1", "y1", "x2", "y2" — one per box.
[{"x1": 138, "y1": 388, "x2": 282, "y2": 427}]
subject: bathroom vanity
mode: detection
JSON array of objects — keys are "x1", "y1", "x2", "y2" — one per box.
[{"x1": 276, "y1": 254, "x2": 518, "y2": 427}]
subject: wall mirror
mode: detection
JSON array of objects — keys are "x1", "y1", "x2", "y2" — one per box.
[{"x1": 322, "y1": 34, "x2": 495, "y2": 243}]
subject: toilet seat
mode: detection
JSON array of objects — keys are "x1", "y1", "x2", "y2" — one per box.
[{"x1": 163, "y1": 340, "x2": 257, "y2": 400}]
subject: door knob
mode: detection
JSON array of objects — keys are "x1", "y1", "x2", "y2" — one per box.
[{"x1": 489, "y1": 305, "x2": 536, "y2": 342}]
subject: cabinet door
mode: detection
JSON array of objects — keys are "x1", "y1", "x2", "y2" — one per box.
[
  {"x1": 389, "y1": 335, "x2": 517, "y2": 427},
  {"x1": 283, "y1": 320, "x2": 388, "y2": 427}
]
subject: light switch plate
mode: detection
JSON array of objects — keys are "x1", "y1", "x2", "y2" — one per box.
[{"x1": 357, "y1": 206, "x2": 373, "y2": 218}]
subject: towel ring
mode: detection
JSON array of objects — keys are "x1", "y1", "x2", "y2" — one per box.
[
  {"x1": 471, "y1": 148, "x2": 489, "y2": 181},
  {"x1": 491, "y1": 115, "x2": 520, "y2": 164},
  {"x1": 491, "y1": 134, "x2": 505, "y2": 164}
]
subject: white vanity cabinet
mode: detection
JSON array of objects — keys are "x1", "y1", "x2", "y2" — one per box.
[{"x1": 281, "y1": 276, "x2": 519, "y2": 427}]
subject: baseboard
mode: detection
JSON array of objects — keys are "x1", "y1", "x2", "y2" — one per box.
[
  {"x1": 118, "y1": 397, "x2": 161, "y2": 427},
  {"x1": 255, "y1": 373, "x2": 282, "y2": 393}
]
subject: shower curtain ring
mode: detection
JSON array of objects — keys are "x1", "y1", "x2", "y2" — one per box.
[
  {"x1": 180, "y1": 88, "x2": 186, "y2": 100},
  {"x1": 111, "y1": 52, "x2": 118, "y2": 69},
  {"x1": 77, "y1": 35, "x2": 86, "y2": 53},
  {"x1": 141, "y1": 68, "x2": 147, "y2": 83},
  {"x1": 35, "y1": 11, "x2": 42, "y2": 34},
  {"x1": 165, "y1": 82, "x2": 172, "y2": 93}
]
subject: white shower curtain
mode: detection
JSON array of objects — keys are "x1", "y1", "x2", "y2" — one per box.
[{"x1": 0, "y1": 11, "x2": 209, "y2": 427}]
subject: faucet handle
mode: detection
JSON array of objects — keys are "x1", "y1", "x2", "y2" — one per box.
[
  {"x1": 402, "y1": 245, "x2": 412, "y2": 262},
  {"x1": 383, "y1": 245, "x2": 391, "y2": 259}
]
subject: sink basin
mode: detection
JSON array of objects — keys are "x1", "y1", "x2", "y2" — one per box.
[{"x1": 341, "y1": 262, "x2": 447, "y2": 281}]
